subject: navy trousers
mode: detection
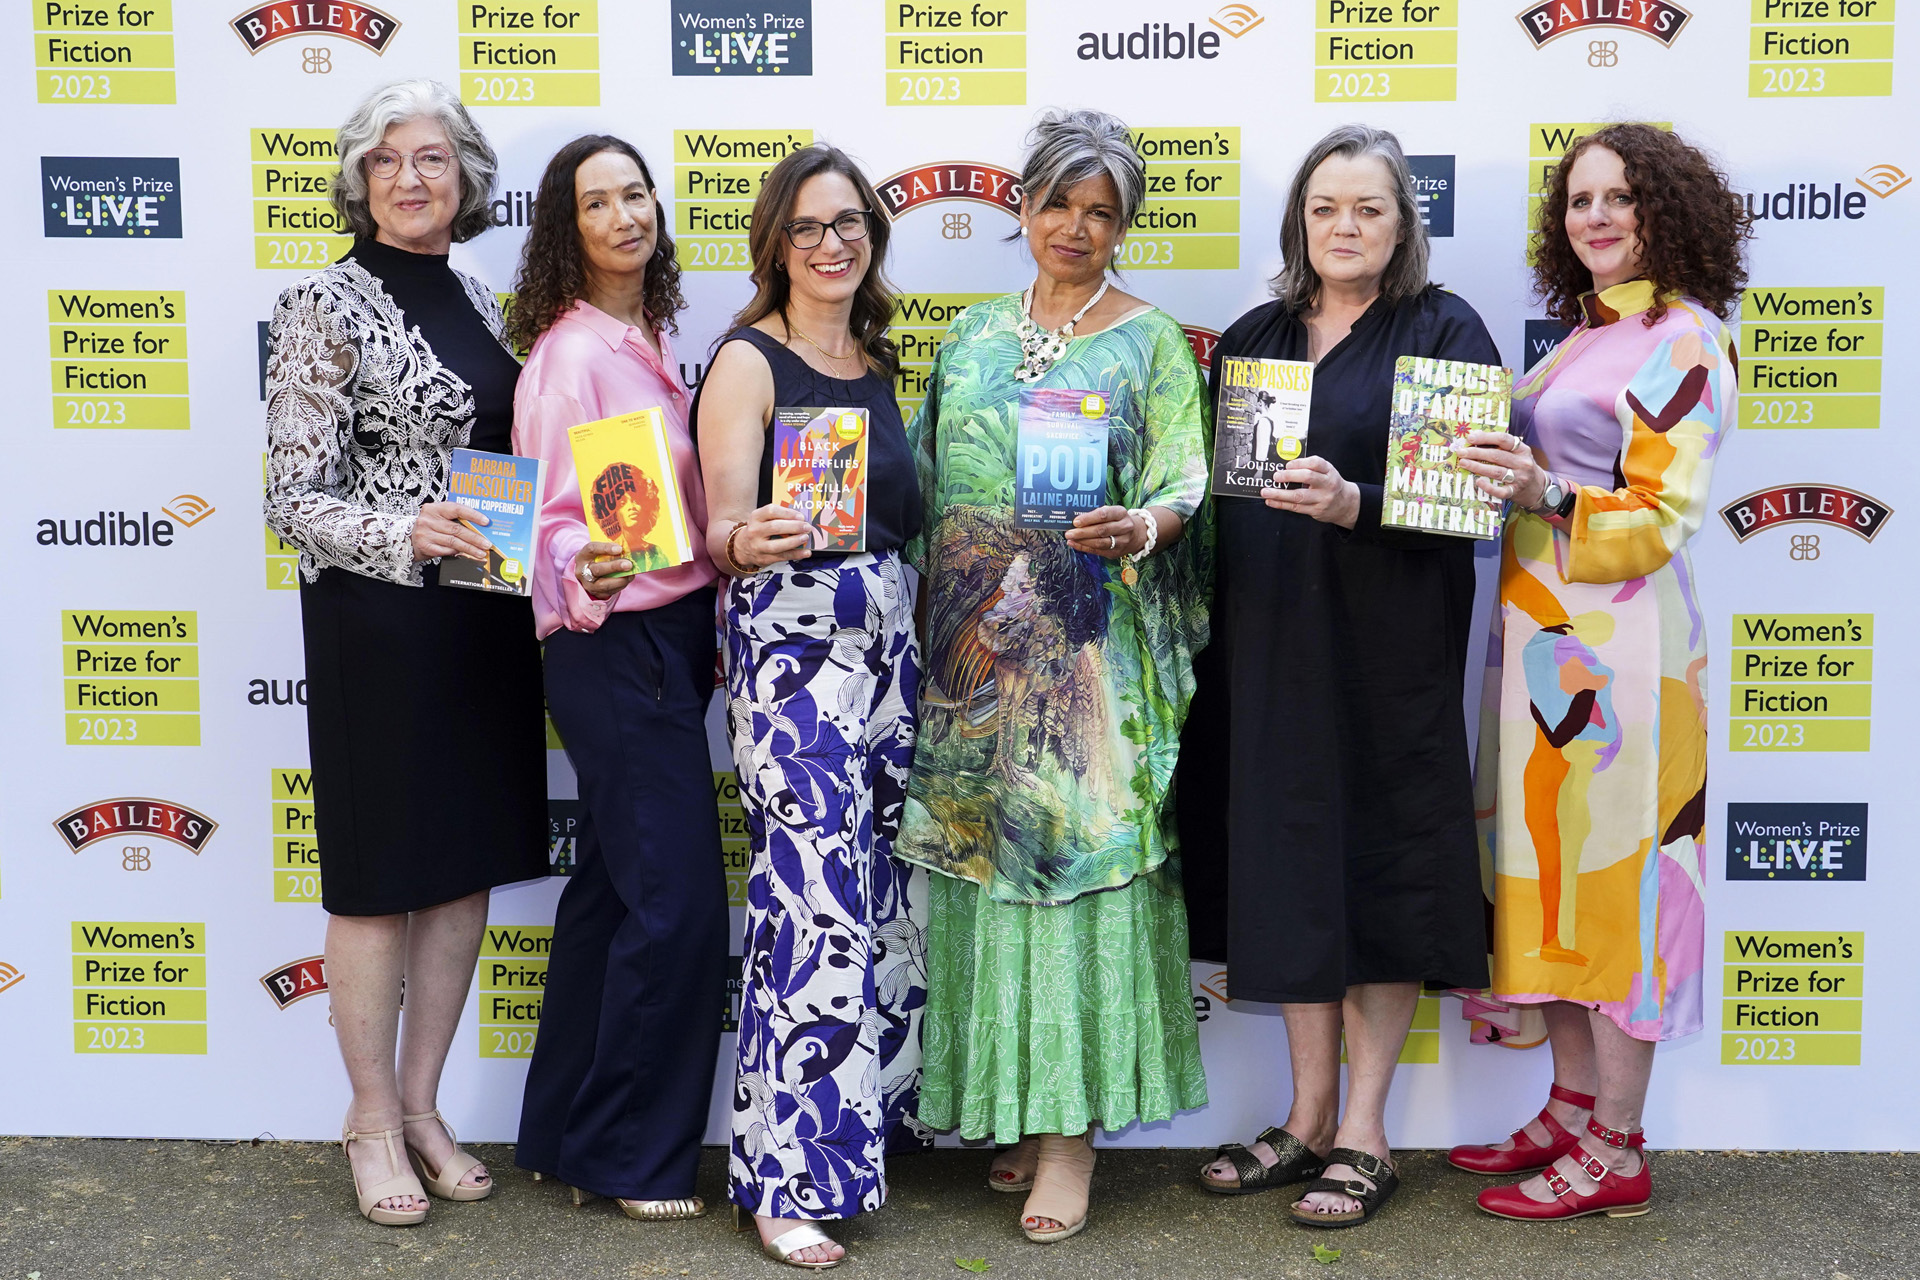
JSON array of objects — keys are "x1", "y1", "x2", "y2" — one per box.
[{"x1": 516, "y1": 587, "x2": 728, "y2": 1199}]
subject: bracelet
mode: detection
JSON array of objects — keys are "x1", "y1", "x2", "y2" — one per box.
[
  {"x1": 1120, "y1": 508, "x2": 1158, "y2": 585},
  {"x1": 722, "y1": 522, "x2": 754, "y2": 576}
]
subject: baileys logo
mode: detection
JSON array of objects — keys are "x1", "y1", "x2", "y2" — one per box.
[
  {"x1": 1515, "y1": 1, "x2": 1690, "y2": 47},
  {"x1": 1720, "y1": 484, "x2": 1892, "y2": 543},
  {"x1": 54, "y1": 799, "x2": 218, "y2": 854},
  {"x1": 260, "y1": 956, "x2": 328, "y2": 1009},
  {"x1": 230, "y1": 1, "x2": 400, "y2": 53},
  {"x1": 877, "y1": 163, "x2": 1023, "y2": 220}
]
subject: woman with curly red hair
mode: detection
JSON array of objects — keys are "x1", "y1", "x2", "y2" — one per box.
[
  {"x1": 508, "y1": 133, "x2": 728, "y2": 1224},
  {"x1": 1446, "y1": 123, "x2": 1750, "y2": 1221}
]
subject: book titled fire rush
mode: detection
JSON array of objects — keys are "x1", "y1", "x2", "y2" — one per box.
[
  {"x1": 771, "y1": 406, "x2": 869, "y2": 553},
  {"x1": 1381, "y1": 356, "x2": 1513, "y2": 540},
  {"x1": 567, "y1": 408, "x2": 695, "y2": 577}
]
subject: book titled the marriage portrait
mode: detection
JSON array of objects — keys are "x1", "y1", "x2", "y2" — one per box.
[
  {"x1": 439, "y1": 448, "x2": 543, "y2": 596},
  {"x1": 1210, "y1": 355, "x2": 1314, "y2": 496},
  {"x1": 771, "y1": 406, "x2": 869, "y2": 553},
  {"x1": 1381, "y1": 355, "x2": 1515, "y2": 540},
  {"x1": 1015, "y1": 388, "x2": 1111, "y2": 530},
  {"x1": 566, "y1": 408, "x2": 694, "y2": 577}
]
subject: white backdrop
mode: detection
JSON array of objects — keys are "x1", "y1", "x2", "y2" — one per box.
[{"x1": 3, "y1": 0, "x2": 1914, "y2": 1151}]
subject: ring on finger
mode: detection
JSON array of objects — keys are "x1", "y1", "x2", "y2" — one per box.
[
  {"x1": 1500, "y1": 468, "x2": 1517, "y2": 486},
  {"x1": 577, "y1": 562, "x2": 595, "y2": 588}
]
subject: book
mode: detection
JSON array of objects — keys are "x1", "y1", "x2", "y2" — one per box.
[
  {"x1": 1381, "y1": 355, "x2": 1514, "y2": 540},
  {"x1": 1211, "y1": 356, "x2": 1314, "y2": 495},
  {"x1": 567, "y1": 408, "x2": 695, "y2": 577},
  {"x1": 771, "y1": 406, "x2": 868, "y2": 553},
  {"x1": 439, "y1": 447, "x2": 543, "y2": 595},
  {"x1": 1015, "y1": 388, "x2": 1110, "y2": 530}
]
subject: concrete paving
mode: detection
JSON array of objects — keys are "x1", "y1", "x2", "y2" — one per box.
[{"x1": 1, "y1": 1138, "x2": 1913, "y2": 1280}]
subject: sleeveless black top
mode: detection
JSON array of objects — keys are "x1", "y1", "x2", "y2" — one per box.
[{"x1": 692, "y1": 326, "x2": 921, "y2": 560}]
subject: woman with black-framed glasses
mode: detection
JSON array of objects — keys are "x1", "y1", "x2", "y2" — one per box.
[{"x1": 693, "y1": 144, "x2": 925, "y2": 1272}]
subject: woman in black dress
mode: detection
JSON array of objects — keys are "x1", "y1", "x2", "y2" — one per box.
[
  {"x1": 263, "y1": 79, "x2": 547, "y2": 1227},
  {"x1": 1181, "y1": 124, "x2": 1494, "y2": 1228}
]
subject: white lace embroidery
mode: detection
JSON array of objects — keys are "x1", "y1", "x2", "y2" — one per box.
[{"x1": 262, "y1": 259, "x2": 512, "y2": 585}]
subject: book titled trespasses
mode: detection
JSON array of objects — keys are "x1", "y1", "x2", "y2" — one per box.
[
  {"x1": 1381, "y1": 356, "x2": 1514, "y2": 540},
  {"x1": 1015, "y1": 388, "x2": 1110, "y2": 529},
  {"x1": 566, "y1": 408, "x2": 695, "y2": 577},
  {"x1": 439, "y1": 448, "x2": 543, "y2": 596},
  {"x1": 772, "y1": 406, "x2": 868, "y2": 553},
  {"x1": 1211, "y1": 356, "x2": 1314, "y2": 496}
]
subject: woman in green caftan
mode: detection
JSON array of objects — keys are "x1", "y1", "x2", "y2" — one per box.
[{"x1": 896, "y1": 108, "x2": 1212, "y2": 1246}]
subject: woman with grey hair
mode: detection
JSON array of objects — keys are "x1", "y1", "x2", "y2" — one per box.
[
  {"x1": 896, "y1": 106, "x2": 1213, "y2": 1245},
  {"x1": 1178, "y1": 123, "x2": 1498, "y2": 1228},
  {"x1": 264, "y1": 78, "x2": 546, "y2": 1226}
]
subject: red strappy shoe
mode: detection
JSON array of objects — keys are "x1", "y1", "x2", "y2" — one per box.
[
  {"x1": 1476, "y1": 1117, "x2": 1652, "y2": 1221},
  {"x1": 1446, "y1": 1083, "x2": 1594, "y2": 1175}
]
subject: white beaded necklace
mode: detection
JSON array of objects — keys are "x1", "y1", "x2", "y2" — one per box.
[{"x1": 1015, "y1": 279, "x2": 1109, "y2": 383}]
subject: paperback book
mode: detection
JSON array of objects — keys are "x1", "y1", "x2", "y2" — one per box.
[
  {"x1": 1211, "y1": 355, "x2": 1314, "y2": 495},
  {"x1": 1381, "y1": 356, "x2": 1514, "y2": 540},
  {"x1": 771, "y1": 406, "x2": 869, "y2": 553},
  {"x1": 439, "y1": 447, "x2": 542, "y2": 595},
  {"x1": 1015, "y1": 388, "x2": 1110, "y2": 530},
  {"x1": 567, "y1": 407, "x2": 695, "y2": 577}
]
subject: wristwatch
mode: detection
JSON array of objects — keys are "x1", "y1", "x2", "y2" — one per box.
[{"x1": 1534, "y1": 476, "x2": 1577, "y2": 519}]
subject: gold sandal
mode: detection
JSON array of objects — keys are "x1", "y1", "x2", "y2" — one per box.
[
  {"x1": 618, "y1": 1196, "x2": 706, "y2": 1220},
  {"x1": 341, "y1": 1124, "x2": 428, "y2": 1226},
  {"x1": 402, "y1": 1110, "x2": 493, "y2": 1202},
  {"x1": 733, "y1": 1204, "x2": 844, "y2": 1270},
  {"x1": 1021, "y1": 1132, "x2": 1097, "y2": 1244}
]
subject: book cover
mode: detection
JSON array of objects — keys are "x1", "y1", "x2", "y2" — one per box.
[
  {"x1": 1015, "y1": 388, "x2": 1110, "y2": 530},
  {"x1": 1382, "y1": 356, "x2": 1514, "y2": 540},
  {"x1": 439, "y1": 447, "x2": 543, "y2": 595},
  {"x1": 771, "y1": 406, "x2": 868, "y2": 553},
  {"x1": 1211, "y1": 356, "x2": 1314, "y2": 496},
  {"x1": 567, "y1": 408, "x2": 695, "y2": 577}
]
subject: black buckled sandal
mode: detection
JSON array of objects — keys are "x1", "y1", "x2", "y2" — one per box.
[
  {"x1": 1288, "y1": 1148, "x2": 1399, "y2": 1228},
  {"x1": 1199, "y1": 1126, "x2": 1327, "y2": 1195}
]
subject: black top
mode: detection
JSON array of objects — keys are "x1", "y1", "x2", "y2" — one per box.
[
  {"x1": 692, "y1": 326, "x2": 922, "y2": 559},
  {"x1": 1177, "y1": 286, "x2": 1499, "y2": 1003},
  {"x1": 345, "y1": 237, "x2": 520, "y2": 454}
]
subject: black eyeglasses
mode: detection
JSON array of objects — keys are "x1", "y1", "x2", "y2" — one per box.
[{"x1": 782, "y1": 210, "x2": 873, "y2": 250}]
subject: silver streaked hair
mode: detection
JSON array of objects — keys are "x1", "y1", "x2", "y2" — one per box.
[
  {"x1": 1015, "y1": 108, "x2": 1147, "y2": 241},
  {"x1": 330, "y1": 79, "x2": 498, "y2": 243},
  {"x1": 1272, "y1": 124, "x2": 1430, "y2": 309}
]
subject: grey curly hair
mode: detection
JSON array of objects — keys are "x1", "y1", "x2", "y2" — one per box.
[
  {"x1": 1272, "y1": 123, "x2": 1430, "y2": 309},
  {"x1": 330, "y1": 79, "x2": 498, "y2": 244},
  {"x1": 1014, "y1": 107, "x2": 1147, "y2": 236}
]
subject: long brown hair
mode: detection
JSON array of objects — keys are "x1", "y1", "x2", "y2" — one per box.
[
  {"x1": 507, "y1": 134, "x2": 687, "y2": 352},
  {"x1": 1533, "y1": 123, "x2": 1752, "y2": 328},
  {"x1": 727, "y1": 145, "x2": 899, "y2": 380}
]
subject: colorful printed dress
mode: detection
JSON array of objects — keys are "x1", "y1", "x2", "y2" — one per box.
[
  {"x1": 1467, "y1": 280, "x2": 1735, "y2": 1045},
  {"x1": 897, "y1": 294, "x2": 1212, "y2": 1141}
]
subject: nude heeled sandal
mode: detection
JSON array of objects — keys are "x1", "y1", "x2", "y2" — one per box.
[
  {"x1": 1022, "y1": 1133, "x2": 1097, "y2": 1244},
  {"x1": 987, "y1": 1136, "x2": 1040, "y2": 1193},
  {"x1": 402, "y1": 1110, "x2": 494, "y2": 1202},
  {"x1": 341, "y1": 1124, "x2": 429, "y2": 1226}
]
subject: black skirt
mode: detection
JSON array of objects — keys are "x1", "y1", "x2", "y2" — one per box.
[{"x1": 300, "y1": 564, "x2": 549, "y2": 915}]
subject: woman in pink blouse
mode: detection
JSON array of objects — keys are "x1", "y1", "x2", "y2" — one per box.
[{"x1": 507, "y1": 134, "x2": 726, "y2": 1223}]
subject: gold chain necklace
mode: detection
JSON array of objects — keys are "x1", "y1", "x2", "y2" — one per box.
[{"x1": 787, "y1": 321, "x2": 864, "y2": 377}]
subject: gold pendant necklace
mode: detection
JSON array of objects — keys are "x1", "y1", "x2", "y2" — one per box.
[{"x1": 787, "y1": 321, "x2": 864, "y2": 377}]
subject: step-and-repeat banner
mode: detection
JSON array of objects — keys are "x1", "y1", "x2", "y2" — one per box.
[{"x1": 2, "y1": 1, "x2": 1913, "y2": 1151}]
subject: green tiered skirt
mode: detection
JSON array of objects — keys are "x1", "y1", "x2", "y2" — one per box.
[{"x1": 915, "y1": 865, "x2": 1208, "y2": 1142}]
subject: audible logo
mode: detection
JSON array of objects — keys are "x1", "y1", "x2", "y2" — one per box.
[
  {"x1": 1858, "y1": 164, "x2": 1909, "y2": 198},
  {"x1": 1077, "y1": 22, "x2": 1223, "y2": 61},
  {"x1": 0, "y1": 962, "x2": 22, "y2": 995},
  {"x1": 37, "y1": 495, "x2": 213, "y2": 547},
  {"x1": 42, "y1": 157, "x2": 180, "y2": 238},
  {"x1": 1210, "y1": 5, "x2": 1263, "y2": 37}
]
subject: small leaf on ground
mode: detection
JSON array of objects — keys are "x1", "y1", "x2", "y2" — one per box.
[
  {"x1": 1312, "y1": 1243, "x2": 1342, "y2": 1264},
  {"x1": 955, "y1": 1259, "x2": 992, "y2": 1273}
]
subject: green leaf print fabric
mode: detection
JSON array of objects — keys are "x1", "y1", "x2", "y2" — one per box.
[{"x1": 897, "y1": 294, "x2": 1214, "y2": 906}]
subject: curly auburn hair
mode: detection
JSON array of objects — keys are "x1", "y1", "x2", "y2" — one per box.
[
  {"x1": 507, "y1": 135, "x2": 686, "y2": 352},
  {"x1": 1533, "y1": 123, "x2": 1752, "y2": 328}
]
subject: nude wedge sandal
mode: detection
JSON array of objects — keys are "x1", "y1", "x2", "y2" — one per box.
[
  {"x1": 1021, "y1": 1132, "x2": 1097, "y2": 1244},
  {"x1": 342, "y1": 1124, "x2": 429, "y2": 1226},
  {"x1": 402, "y1": 1109, "x2": 494, "y2": 1202}
]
